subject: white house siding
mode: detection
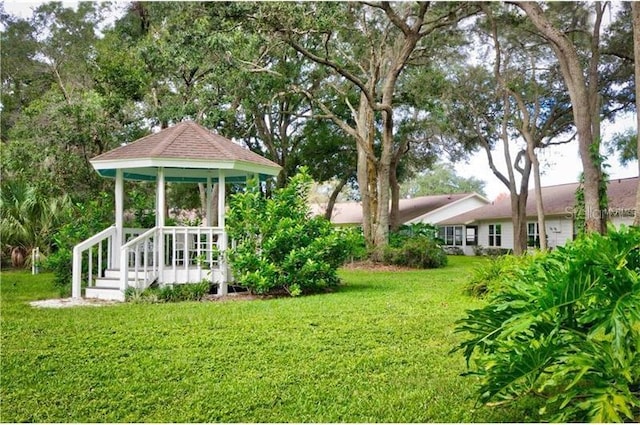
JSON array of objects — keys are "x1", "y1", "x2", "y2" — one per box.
[
  {"x1": 477, "y1": 220, "x2": 514, "y2": 251},
  {"x1": 409, "y1": 196, "x2": 489, "y2": 225},
  {"x1": 610, "y1": 216, "x2": 634, "y2": 227},
  {"x1": 544, "y1": 217, "x2": 574, "y2": 249}
]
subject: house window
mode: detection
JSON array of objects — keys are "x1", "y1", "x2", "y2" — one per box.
[
  {"x1": 438, "y1": 225, "x2": 464, "y2": 246},
  {"x1": 488, "y1": 224, "x2": 502, "y2": 247},
  {"x1": 527, "y1": 222, "x2": 539, "y2": 247},
  {"x1": 465, "y1": 226, "x2": 478, "y2": 246}
]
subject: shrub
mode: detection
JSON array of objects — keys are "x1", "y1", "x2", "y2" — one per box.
[
  {"x1": 465, "y1": 253, "x2": 542, "y2": 298},
  {"x1": 45, "y1": 193, "x2": 113, "y2": 296},
  {"x1": 125, "y1": 281, "x2": 211, "y2": 303},
  {"x1": 454, "y1": 226, "x2": 640, "y2": 422},
  {"x1": 383, "y1": 236, "x2": 447, "y2": 269},
  {"x1": 473, "y1": 245, "x2": 513, "y2": 256},
  {"x1": 443, "y1": 246, "x2": 464, "y2": 256},
  {"x1": 383, "y1": 224, "x2": 447, "y2": 269},
  {"x1": 226, "y1": 169, "x2": 358, "y2": 296},
  {"x1": 389, "y1": 223, "x2": 439, "y2": 247}
]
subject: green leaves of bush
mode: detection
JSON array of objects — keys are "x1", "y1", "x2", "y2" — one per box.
[
  {"x1": 454, "y1": 226, "x2": 640, "y2": 422},
  {"x1": 226, "y1": 170, "x2": 358, "y2": 296},
  {"x1": 383, "y1": 224, "x2": 447, "y2": 269}
]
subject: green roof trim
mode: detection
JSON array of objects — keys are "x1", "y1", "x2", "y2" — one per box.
[{"x1": 97, "y1": 168, "x2": 273, "y2": 183}]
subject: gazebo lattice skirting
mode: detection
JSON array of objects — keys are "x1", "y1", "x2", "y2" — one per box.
[{"x1": 72, "y1": 121, "x2": 281, "y2": 301}]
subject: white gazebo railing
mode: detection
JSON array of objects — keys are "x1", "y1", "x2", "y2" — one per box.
[
  {"x1": 119, "y1": 226, "x2": 227, "y2": 293},
  {"x1": 72, "y1": 226, "x2": 147, "y2": 298},
  {"x1": 73, "y1": 224, "x2": 228, "y2": 300}
]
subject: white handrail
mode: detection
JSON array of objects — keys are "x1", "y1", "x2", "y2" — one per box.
[
  {"x1": 120, "y1": 227, "x2": 159, "y2": 292},
  {"x1": 72, "y1": 225, "x2": 116, "y2": 299}
]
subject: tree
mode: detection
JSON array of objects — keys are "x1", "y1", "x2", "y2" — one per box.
[
  {"x1": 260, "y1": 2, "x2": 478, "y2": 259},
  {"x1": 400, "y1": 162, "x2": 486, "y2": 198},
  {"x1": 2, "y1": 2, "x2": 145, "y2": 201},
  {"x1": 515, "y1": 1, "x2": 609, "y2": 234},
  {"x1": 483, "y1": 4, "x2": 576, "y2": 251}
]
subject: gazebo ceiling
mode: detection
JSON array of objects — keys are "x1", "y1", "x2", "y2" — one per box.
[{"x1": 90, "y1": 121, "x2": 281, "y2": 183}]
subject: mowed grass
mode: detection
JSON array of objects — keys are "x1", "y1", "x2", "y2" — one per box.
[{"x1": 0, "y1": 257, "x2": 541, "y2": 423}]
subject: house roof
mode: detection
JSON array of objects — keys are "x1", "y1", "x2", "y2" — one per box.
[
  {"x1": 439, "y1": 176, "x2": 638, "y2": 225},
  {"x1": 312, "y1": 193, "x2": 481, "y2": 225},
  {"x1": 91, "y1": 121, "x2": 281, "y2": 183}
]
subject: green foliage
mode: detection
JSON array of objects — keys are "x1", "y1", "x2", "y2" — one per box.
[
  {"x1": 608, "y1": 129, "x2": 637, "y2": 166},
  {"x1": 400, "y1": 162, "x2": 487, "y2": 198},
  {"x1": 574, "y1": 143, "x2": 610, "y2": 234},
  {"x1": 383, "y1": 236, "x2": 448, "y2": 269},
  {"x1": 383, "y1": 223, "x2": 448, "y2": 269},
  {"x1": 465, "y1": 253, "x2": 541, "y2": 298},
  {"x1": 454, "y1": 226, "x2": 640, "y2": 422},
  {"x1": 227, "y1": 170, "x2": 358, "y2": 296},
  {"x1": 127, "y1": 188, "x2": 156, "y2": 228},
  {"x1": 45, "y1": 193, "x2": 114, "y2": 295},
  {"x1": 389, "y1": 223, "x2": 440, "y2": 247},
  {"x1": 125, "y1": 281, "x2": 211, "y2": 303},
  {"x1": 0, "y1": 180, "x2": 71, "y2": 266},
  {"x1": 472, "y1": 246, "x2": 513, "y2": 257}
]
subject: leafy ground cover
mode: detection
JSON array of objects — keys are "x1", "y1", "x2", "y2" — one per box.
[{"x1": 0, "y1": 257, "x2": 540, "y2": 422}]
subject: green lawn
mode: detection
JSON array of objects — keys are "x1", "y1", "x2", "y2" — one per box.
[{"x1": 0, "y1": 257, "x2": 541, "y2": 422}]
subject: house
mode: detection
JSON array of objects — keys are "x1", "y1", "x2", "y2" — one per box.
[
  {"x1": 437, "y1": 177, "x2": 638, "y2": 255},
  {"x1": 311, "y1": 193, "x2": 490, "y2": 226},
  {"x1": 72, "y1": 121, "x2": 281, "y2": 301}
]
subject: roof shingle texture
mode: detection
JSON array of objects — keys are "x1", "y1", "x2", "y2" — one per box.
[
  {"x1": 312, "y1": 193, "x2": 473, "y2": 225},
  {"x1": 92, "y1": 121, "x2": 280, "y2": 168},
  {"x1": 440, "y1": 177, "x2": 637, "y2": 224}
]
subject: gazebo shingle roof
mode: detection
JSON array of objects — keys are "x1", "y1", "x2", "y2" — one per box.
[{"x1": 93, "y1": 121, "x2": 280, "y2": 169}]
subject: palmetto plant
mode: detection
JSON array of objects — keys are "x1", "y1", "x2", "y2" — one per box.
[
  {"x1": 0, "y1": 180, "x2": 71, "y2": 267},
  {"x1": 454, "y1": 226, "x2": 640, "y2": 422}
]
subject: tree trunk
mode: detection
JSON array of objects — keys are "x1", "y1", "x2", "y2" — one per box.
[
  {"x1": 354, "y1": 91, "x2": 378, "y2": 253},
  {"x1": 511, "y1": 192, "x2": 528, "y2": 256},
  {"x1": 324, "y1": 177, "x2": 348, "y2": 221},
  {"x1": 389, "y1": 160, "x2": 401, "y2": 232},
  {"x1": 518, "y1": 1, "x2": 604, "y2": 234},
  {"x1": 633, "y1": 2, "x2": 640, "y2": 227},
  {"x1": 529, "y1": 147, "x2": 547, "y2": 250}
]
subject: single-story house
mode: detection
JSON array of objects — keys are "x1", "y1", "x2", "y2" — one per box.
[
  {"x1": 311, "y1": 193, "x2": 490, "y2": 226},
  {"x1": 437, "y1": 177, "x2": 637, "y2": 255}
]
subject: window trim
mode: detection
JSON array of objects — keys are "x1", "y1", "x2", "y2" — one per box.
[
  {"x1": 465, "y1": 226, "x2": 478, "y2": 246},
  {"x1": 438, "y1": 225, "x2": 464, "y2": 246},
  {"x1": 527, "y1": 222, "x2": 540, "y2": 248},
  {"x1": 488, "y1": 224, "x2": 502, "y2": 247}
]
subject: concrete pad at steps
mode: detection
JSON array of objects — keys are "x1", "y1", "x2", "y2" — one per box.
[{"x1": 29, "y1": 298, "x2": 120, "y2": 308}]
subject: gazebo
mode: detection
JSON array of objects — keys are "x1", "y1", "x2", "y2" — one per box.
[{"x1": 72, "y1": 121, "x2": 281, "y2": 301}]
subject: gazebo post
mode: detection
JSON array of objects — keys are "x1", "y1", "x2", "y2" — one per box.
[
  {"x1": 206, "y1": 176, "x2": 213, "y2": 227},
  {"x1": 156, "y1": 167, "x2": 165, "y2": 282},
  {"x1": 218, "y1": 170, "x2": 227, "y2": 295},
  {"x1": 113, "y1": 169, "x2": 124, "y2": 269}
]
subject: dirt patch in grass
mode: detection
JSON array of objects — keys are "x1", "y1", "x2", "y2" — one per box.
[
  {"x1": 30, "y1": 298, "x2": 120, "y2": 308},
  {"x1": 342, "y1": 260, "x2": 415, "y2": 272}
]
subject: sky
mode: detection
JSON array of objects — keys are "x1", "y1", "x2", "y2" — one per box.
[{"x1": 4, "y1": 0, "x2": 639, "y2": 201}]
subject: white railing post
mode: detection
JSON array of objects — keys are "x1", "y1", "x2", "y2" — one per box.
[
  {"x1": 72, "y1": 246, "x2": 82, "y2": 299},
  {"x1": 120, "y1": 245, "x2": 128, "y2": 293}
]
